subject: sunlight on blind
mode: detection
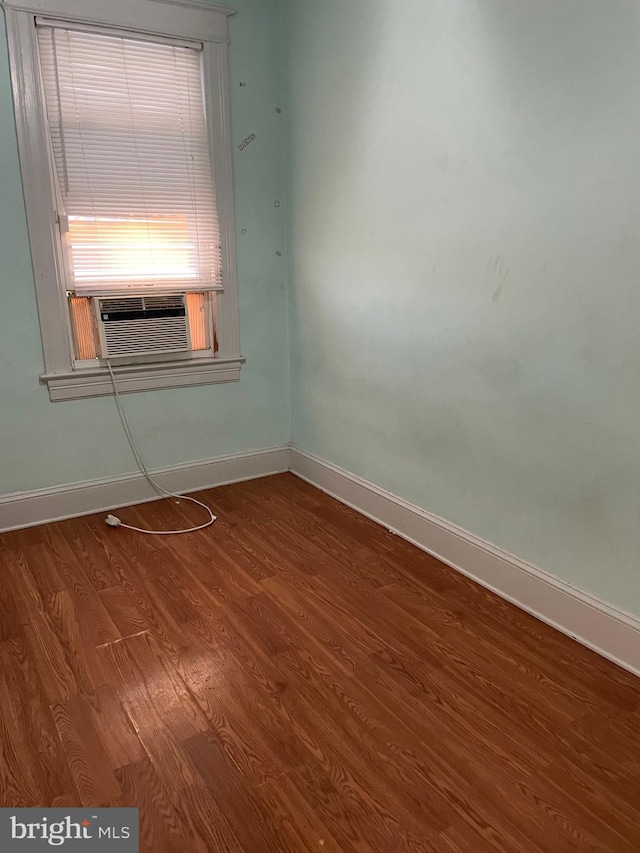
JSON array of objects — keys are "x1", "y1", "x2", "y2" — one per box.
[
  {"x1": 37, "y1": 24, "x2": 222, "y2": 296},
  {"x1": 67, "y1": 216, "x2": 193, "y2": 283}
]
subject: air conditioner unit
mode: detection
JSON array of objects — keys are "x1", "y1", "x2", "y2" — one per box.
[{"x1": 94, "y1": 294, "x2": 191, "y2": 359}]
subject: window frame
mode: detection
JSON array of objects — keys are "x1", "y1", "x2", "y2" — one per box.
[{"x1": 3, "y1": 0, "x2": 243, "y2": 401}]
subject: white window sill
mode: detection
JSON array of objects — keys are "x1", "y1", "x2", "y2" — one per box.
[{"x1": 41, "y1": 356, "x2": 245, "y2": 401}]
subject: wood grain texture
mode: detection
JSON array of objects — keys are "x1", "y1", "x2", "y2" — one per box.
[
  {"x1": 83, "y1": 686, "x2": 146, "y2": 771},
  {"x1": 0, "y1": 634, "x2": 74, "y2": 807},
  {"x1": 1, "y1": 473, "x2": 640, "y2": 851},
  {"x1": 97, "y1": 585, "x2": 149, "y2": 638},
  {"x1": 50, "y1": 693, "x2": 122, "y2": 807}
]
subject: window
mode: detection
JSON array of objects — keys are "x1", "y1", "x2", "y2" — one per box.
[{"x1": 5, "y1": 0, "x2": 242, "y2": 400}]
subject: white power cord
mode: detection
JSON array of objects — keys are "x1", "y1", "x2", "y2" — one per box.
[{"x1": 104, "y1": 359, "x2": 217, "y2": 535}]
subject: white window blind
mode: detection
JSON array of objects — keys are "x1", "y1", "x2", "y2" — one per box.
[{"x1": 36, "y1": 22, "x2": 223, "y2": 296}]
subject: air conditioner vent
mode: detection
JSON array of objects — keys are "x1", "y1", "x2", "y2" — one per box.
[
  {"x1": 95, "y1": 293, "x2": 191, "y2": 359},
  {"x1": 102, "y1": 317, "x2": 190, "y2": 356},
  {"x1": 142, "y1": 294, "x2": 185, "y2": 310},
  {"x1": 100, "y1": 297, "x2": 145, "y2": 314},
  {"x1": 99, "y1": 294, "x2": 184, "y2": 314}
]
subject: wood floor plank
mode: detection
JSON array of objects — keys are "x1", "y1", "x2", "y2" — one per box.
[
  {"x1": 459, "y1": 602, "x2": 640, "y2": 713},
  {"x1": 114, "y1": 757, "x2": 212, "y2": 853},
  {"x1": 228, "y1": 593, "x2": 292, "y2": 658},
  {"x1": 320, "y1": 564, "x2": 447, "y2": 655},
  {"x1": 542, "y1": 718, "x2": 640, "y2": 819},
  {"x1": 255, "y1": 663, "x2": 447, "y2": 850},
  {"x1": 438, "y1": 822, "x2": 526, "y2": 853},
  {"x1": 283, "y1": 764, "x2": 375, "y2": 853},
  {"x1": 167, "y1": 498, "x2": 276, "y2": 587},
  {"x1": 381, "y1": 579, "x2": 464, "y2": 634},
  {"x1": 100, "y1": 533, "x2": 192, "y2": 656},
  {"x1": 214, "y1": 500, "x2": 329, "y2": 581},
  {"x1": 6, "y1": 547, "x2": 109, "y2": 701},
  {"x1": 97, "y1": 585, "x2": 149, "y2": 638},
  {"x1": 98, "y1": 632, "x2": 208, "y2": 792},
  {"x1": 519, "y1": 763, "x2": 638, "y2": 853},
  {"x1": 292, "y1": 759, "x2": 437, "y2": 853},
  {"x1": 436, "y1": 622, "x2": 611, "y2": 720},
  {"x1": 84, "y1": 686, "x2": 146, "y2": 771},
  {"x1": 46, "y1": 589, "x2": 108, "y2": 695},
  {"x1": 259, "y1": 574, "x2": 368, "y2": 676},
  {"x1": 31, "y1": 530, "x2": 130, "y2": 649},
  {"x1": 178, "y1": 781, "x2": 246, "y2": 853},
  {"x1": 182, "y1": 730, "x2": 296, "y2": 853},
  {"x1": 0, "y1": 573, "x2": 20, "y2": 643},
  {"x1": 0, "y1": 664, "x2": 37, "y2": 806},
  {"x1": 274, "y1": 648, "x2": 455, "y2": 835},
  {"x1": 277, "y1": 639, "x2": 561, "y2": 853},
  {"x1": 174, "y1": 599, "x2": 291, "y2": 702},
  {"x1": 50, "y1": 694, "x2": 122, "y2": 807},
  {"x1": 190, "y1": 527, "x2": 273, "y2": 590},
  {"x1": 57, "y1": 518, "x2": 124, "y2": 591},
  {"x1": 360, "y1": 652, "x2": 547, "y2": 785},
  {"x1": 0, "y1": 635, "x2": 75, "y2": 806},
  {"x1": 4, "y1": 546, "x2": 48, "y2": 624},
  {"x1": 152, "y1": 559, "x2": 225, "y2": 636},
  {"x1": 22, "y1": 615, "x2": 80, "y2": 704},
  {"x1": 219, "y1": 484, "x2": 377, "y2": 583},
  {"x1": 251, "y1": 478, "x2": 418, "y2": 592},
  {"x1": 262, "y1": 572, "x2": 386, "y2": 657},
  {"x1": 573, "y1": 707, "x2": 640, "y2": 768},
  {"x1": 15, "y1": 542, "x2": 67, "y2": 599},
  {"x1": 182, "y1": 730, "x2": 359, "y2": 853},
  {"x1": 253, "y1": 770, "x2": 346, "y2": 853},
  {"x1": 369, "y1": 644, "x2": 577, "y2": 771},
  {"x1": 2, "y1": 473, "x2": 640, "y2": 851},
  {"x1": 181, "y1": 658, "x2": 306, "y2": 787}
]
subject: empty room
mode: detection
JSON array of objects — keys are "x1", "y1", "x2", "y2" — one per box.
[{"x1": 1, "y1": 0, "x2": 639, "y2": 850}]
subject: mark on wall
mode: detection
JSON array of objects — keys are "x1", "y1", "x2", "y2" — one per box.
[
  {"x1": 489, "y1": 254, "x2": 510, "y2": 303},
  {"x1": 238, "y1": 133, "x2": 257, "y2": 151}
]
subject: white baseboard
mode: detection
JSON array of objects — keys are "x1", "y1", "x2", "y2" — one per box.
[
  {"x1": 0, "y1": 445, "x2": 290, "y2": 532},
  {"x1": 289, "y1": 446, "x2": 640, "y2": 679}
]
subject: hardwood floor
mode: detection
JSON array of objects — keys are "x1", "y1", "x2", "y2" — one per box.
[{"x1": 1, "y1": 472, "x2": 640, "y2": 851}]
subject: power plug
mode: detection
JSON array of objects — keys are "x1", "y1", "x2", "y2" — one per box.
[{"x1": 105, "y1": 514, "x2": 122, "y2": 527}]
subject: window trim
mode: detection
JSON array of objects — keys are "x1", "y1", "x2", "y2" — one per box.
[{"x1": 3, "y1": 0, "x2": 243, "y2": 401}]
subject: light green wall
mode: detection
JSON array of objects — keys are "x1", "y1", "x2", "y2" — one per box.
[
  {"x1": 0, "y1": 0, "x2": 290, "y2": 494},
  {"x1": 284, "y1": 0, "x2": 640, "y2": 614}
]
